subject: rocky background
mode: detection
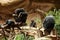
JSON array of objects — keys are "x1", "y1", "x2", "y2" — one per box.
[{"x1": 0, "y1": 0, "x2": 60, "y2": 24}]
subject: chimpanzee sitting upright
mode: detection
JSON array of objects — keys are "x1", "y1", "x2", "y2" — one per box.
[
  {"x1": 30, "y1": 20, "x2": 36, "y2": 27},
  {"x1": 43, "y1": 15, "x2": 55, "y2": 35},
  {"x1": 13, "y1": 8, "x2": 28, "y2": 26}
]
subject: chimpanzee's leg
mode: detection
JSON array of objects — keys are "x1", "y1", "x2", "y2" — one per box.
[
  {"x1": 17, "y1": 26, "x2": 21, "y2": 30},
  {"x1": 4, "y1": 26, "x2": 11, "y2": 33},
  {"x1": 15, "y1": 24, "x2": 21, "y2": 30}
]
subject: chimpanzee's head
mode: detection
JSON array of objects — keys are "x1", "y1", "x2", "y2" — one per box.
[
  {"x1": 31, "y1": 20, "x2": 34, "y2": 23},
  {"x1": 6, "y1": 19, "x2": 14, "y2": 26},
  {"x1": 13, "y1": 8, "x2": 25, "y2": 16}
]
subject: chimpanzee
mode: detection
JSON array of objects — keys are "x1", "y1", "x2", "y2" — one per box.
[
  {"x1": 5, "y1": 19, "x2": 15, "y2": 29},
  {"x1": 4, "y1": 19, "x2": 21, "y2": 33},
  {"x1": 43, "y1": 15, "x2": 55, "y2": 35},
  {"x1": 0, "y1": 19, "x2": 15, "y2": 33},
  {"x1": 13, "y1": 8, "x2": 28, "y2": 26},
  {"x1": 30, "y1": 20, "x2": 36, "y2": 27}
]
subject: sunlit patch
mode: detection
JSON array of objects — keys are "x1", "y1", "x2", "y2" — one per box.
[{"x1": 0, "y1": 0, "x2": 21, "y2": 6}]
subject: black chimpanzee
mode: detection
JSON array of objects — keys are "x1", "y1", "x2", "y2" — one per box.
[
  {"x1": 0, "y1": 19, "x2": 15, "y2": 33},
  {"x1": 5, "y1": 19, "x2": 15, "y2": 29},
  {"x1": 30, "y1": 20, "x2": 36, "y2": 27},
  {"x1": 4, "y1": 19, "x2": 21, "y2": 33},
  {"x1": 43, "y1": 15, "x2": 55, "y2": 35},
  {"x1": 13, "y1": 8, "x2": 28, "y2": 26}
]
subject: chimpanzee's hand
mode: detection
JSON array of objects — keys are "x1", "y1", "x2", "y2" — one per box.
[{"x1": 0, "y1": 24, "x2": 8, "y2": 28}]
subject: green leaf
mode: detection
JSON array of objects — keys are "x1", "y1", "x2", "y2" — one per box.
[{"x1": 14, "y1": 34, "x2": 25, "y2": 40}]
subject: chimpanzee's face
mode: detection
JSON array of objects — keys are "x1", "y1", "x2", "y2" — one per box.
[{"x1": 12, "y1": 13, "x2": 18, "y2": 17}]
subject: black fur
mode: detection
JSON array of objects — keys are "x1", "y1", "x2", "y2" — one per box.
[
  {"x1": 14, "y1": 8, "x2": 28, "y2": 25},
  {"x1": 43, "y1": 15, "x2": 55, "y2": 34},
  {"x1": 30, "y1": 20, "x2": 36, "y2": 27}
]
